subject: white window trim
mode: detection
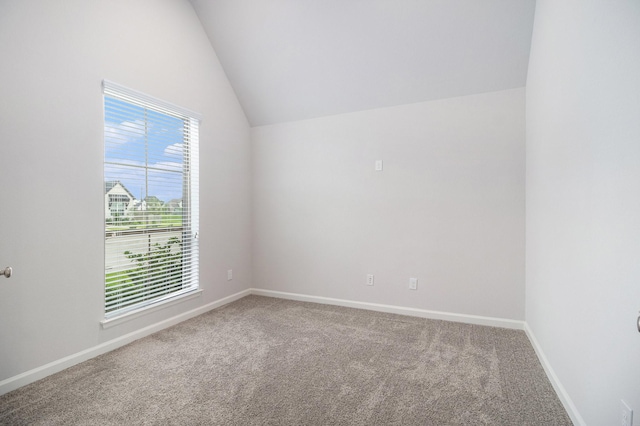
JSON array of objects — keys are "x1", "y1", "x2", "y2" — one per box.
[
  {"x1": 100, "y1": 289, "x2": 202, "y2": 329},
  {"x1": 102, "y1": 80, "x2": 200, "y2": 321},
  {"x1": 102, "y1": 80, "x2": 202, "y2": 121}
]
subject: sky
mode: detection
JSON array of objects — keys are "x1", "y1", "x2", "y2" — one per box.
[{"x1": 104, "y1": 97, "x2": 187, "y2": 203}]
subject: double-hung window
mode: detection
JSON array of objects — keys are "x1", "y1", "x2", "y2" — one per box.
[{"x1": 103, "y1": 80, "x2": 200, "y2": 319}]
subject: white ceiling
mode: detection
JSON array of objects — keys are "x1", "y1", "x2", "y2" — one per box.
[{"x1": 190, "y1": 0, "x2": 536, "y2": 126}]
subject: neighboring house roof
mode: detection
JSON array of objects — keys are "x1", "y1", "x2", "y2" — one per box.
[{"x1": 104, "y1": 180, "x2": 135, "y2": 200}]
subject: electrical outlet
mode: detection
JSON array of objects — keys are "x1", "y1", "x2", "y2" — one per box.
[
  {"x1": 227, "y1": 269, "x2": 233, "y2": 281},
  {"x1": 375, "y1": 160, "x2": 383, "y2": 171},
  {"x1": 622, "y1": 400, "x2": 633, "y2": 426},
  {"x1": 366, "y1": 274, "x2": 374, "y2": 286},
  {"x1": 409, "y1": 277, "x2": 418, "y2": 290}
]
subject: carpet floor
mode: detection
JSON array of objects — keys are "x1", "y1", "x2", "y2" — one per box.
[{"x1": 0, "y1": 295, "x2": 572, "y2": 425}]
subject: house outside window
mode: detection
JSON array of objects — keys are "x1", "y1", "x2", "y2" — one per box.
[{"x1": 105, "y1": 181, "x2": 135, "y2": 221}]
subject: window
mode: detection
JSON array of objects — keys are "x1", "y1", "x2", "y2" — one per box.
[{"x1": 103, "y1": 80, "x2": 200, "y2": 319}]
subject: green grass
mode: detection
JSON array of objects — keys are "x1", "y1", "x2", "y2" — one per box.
[
  {"x1": 106, "y1": 215, "x2": 182, "y2": 232},
  {"x1": 161, "y1": 215, "x2": 182, "y2": 227},
  {"x1": 106, "y1": 271, "x2": 132, "y2": 288}
]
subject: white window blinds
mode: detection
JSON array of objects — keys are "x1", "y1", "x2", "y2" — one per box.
[{"x1": 103, "y1": 80, "x2": 199, "y2": 318}]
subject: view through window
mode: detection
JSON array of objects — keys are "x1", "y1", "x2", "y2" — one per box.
[{"x1": 103, "y1": 81, "x2": 199, "y2": 318}]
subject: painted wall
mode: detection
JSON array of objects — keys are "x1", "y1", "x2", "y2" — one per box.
[
  {"x1": 252, "y1": 88, "x2": 525, "y2": 320},
  {"x1": 0, "y1": 0, "x2": 251, "y2": 382},
  {"x1": 526, "y1": 1, "x2": 640, "y2": 424}
]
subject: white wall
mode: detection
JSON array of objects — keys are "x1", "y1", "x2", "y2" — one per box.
[
  {"x1": 252, "y1": 88, "x2": 525, "y2": 320},
  {"x1": 526, "y1": 1, "x2": 640, "y2": 424},
  {"x1": 0, "y1": 0, "x2": 251, "y2": 382}
]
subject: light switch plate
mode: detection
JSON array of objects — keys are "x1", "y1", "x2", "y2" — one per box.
[{"x1": 409, "y1": 277, "x2": 418, "y2": 290}]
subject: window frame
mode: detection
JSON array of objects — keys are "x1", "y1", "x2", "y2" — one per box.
[{"x1": 102, "y1": 80, "x2": 200, "y2": 322}]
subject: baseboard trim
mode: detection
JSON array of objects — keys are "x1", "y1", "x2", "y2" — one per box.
[
  {"x1": 524, "y1": 323, "x2": 585, "y2": 426},
  {"x1": 0, "y1": 288, "x2": 251, "y2": 396},
  {"x1": 250, "y1": 288, "x2": 525, "y2": 330}
]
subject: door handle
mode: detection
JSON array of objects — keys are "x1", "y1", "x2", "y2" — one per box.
[{"x1": 1, "y1": 267, "x2": 12, "y2": 278}]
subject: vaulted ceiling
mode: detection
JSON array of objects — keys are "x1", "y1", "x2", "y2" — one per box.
[{"x1": 190, "y1": 0, "x2": 536, "y2": 126}]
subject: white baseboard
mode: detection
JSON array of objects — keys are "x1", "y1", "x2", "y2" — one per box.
[
  {"x1": 0, "y1": 288, "x2": 251, "y2": 396},
  {"x1": 524, "y1": 323, "x2": 585, "y2": 426},
  {"x1": 250, "y1": 288, "x2": 525, "y2": 330}
]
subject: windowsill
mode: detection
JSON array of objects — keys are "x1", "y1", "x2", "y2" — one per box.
[{"x1": 100, "y1": 289, "x2": 203, "y2": 329}]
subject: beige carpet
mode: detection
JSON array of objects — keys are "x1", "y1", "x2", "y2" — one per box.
[{"x1": 0, "y1": 295, "x2": 572, "y2": 425}]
